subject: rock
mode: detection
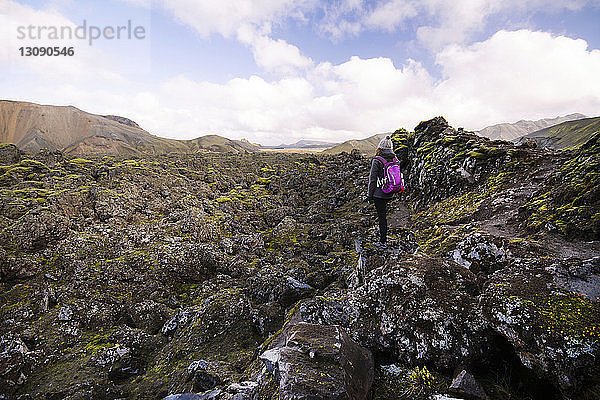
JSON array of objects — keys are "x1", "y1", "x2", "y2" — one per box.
[
  {"x1": 519, "y1": 138, "x2": 538, "y2": 148},
  {"x1": 480, "y1": 258, "x2": 600, "y2": 394},
  {"x1": 93, "y1": 345, "x2": 130, "y2": 368},
  {"x1": 128, "y1": 300, "x2": 171, "y2": 334},
  {"x1": 57, "y1": 305, "x2": 73, "y2": 321},
  {"x1": 226, "y1": 381, "x2": 258, "y2": 397},
  {"x1": 187, "y1": 360, "x2": 220, "y2": 392},
  {"x1": 0, "y1": 334, "x2": 30, "y2": 396},
  {"x1": 317, "y1": 255, "x2": 486, "y2": 369},
  {"x1": 259, "y1": 322, "x2": 373, "y2": 400},
  {"x1": 0, "y1": 143, "x2": 23, "y2": 166},
  {"x1": 4, "y1": 210, "x2": 70, "y2": 251},
  {"x1": 251, "y1": 302, "x2": 285, "y2": 336},
  {"x1": 449, "y1": 370, "x2": 488, "y2": 400},
  {"x1": 398, "y1": 116, "x2": 512, "y2": 209},
  {"x1": 1, "y1": 135, "x2": 598, "y2": 399},
  {"x1": 108, "y1": 354, "x2": 145, "y2": 382},
  {"x1": 161, "y1": 309, "x2": 192, "y2": 335},
  {"x1": 247, "y1": 265, "x2": 314, "y2": 307},
  {"x1": 164, "y1": 390, "x2": 221, "y2": 400},
  {"x1": 286, "y1": 276, "x2": 313, "y2": 292},
  {"x1": 450, "y1": 233, "x2": 508, "y2": 274},
  {"x1": 433, "y1": 396, "x2": 465, "y2": 400}
]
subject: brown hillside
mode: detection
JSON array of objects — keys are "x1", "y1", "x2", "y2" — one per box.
[{"x1": 0, "y1": 100, "x2": 259, "y2": 155}]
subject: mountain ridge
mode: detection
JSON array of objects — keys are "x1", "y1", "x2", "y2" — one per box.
[
  {"x1": 262, "y1": 139, "x2": 339, "y2": 149},
  {"x1": 0, "y1": 100, "x2": 260, "y2": 155},
  {"x1": 476, "y1": 113, "x2": 588, "y2": 141},
  {"x1": 322, "y1": 133, "x2": 388, "y2": 154},
  {"x1": 519, "y1": 116, "x2": 600, "y2": 150}
]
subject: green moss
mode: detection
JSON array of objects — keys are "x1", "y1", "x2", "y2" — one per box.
[
  {"x1": 442, "y1": 135, "x2": 457, "y2": 144},
  {"x1": 0, "y1": 283, "x2": 35, "y2": 314},
  {"x1": 20, "y1": 159, "x2": 49, "y2": 169},
  {"x1": 415, "y1": 225, "x2": 478, "y2": 256},
  {"x1": 122, "y1": 159, "x2": 141, "y2": 167},
  {"x1": 533, "y1": 293, "x2": 600, "y2": 339},
  {"x1": 371, "y1": 364, "x2": 448, "y2": 400},
  {"x1": 415, "y1": 190, "x2": 485, "y2": 227},
  {"x1": 83, "y1": 330, "x2": 116, "y2": 353},
  {"x1": 68, "y1": 158, "x2": 94, "y2": 165},
  {"x1": 260, "y1": 167, "x2": 276, "y2": 173},
  {"x1": 256, "y1": 176, "x2": 272, "y2": 185},
  {"x1": 467, "y1": 151, "x2": 486, "y2": 159},
  {"x1": 524, "y1": 133, "x2": 600, "y2": 236}
]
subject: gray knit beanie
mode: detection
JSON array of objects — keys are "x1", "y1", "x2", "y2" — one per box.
[{"x1": 378, "y1": 135, "x2": 393, "y2": 150}]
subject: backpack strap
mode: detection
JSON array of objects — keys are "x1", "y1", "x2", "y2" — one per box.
[
  {"x1": 374, "y1": 156, "x2": 388, "y2": 165},
  {"x1": 375, "y1": 156, "x2": 400, "y2": 167}
]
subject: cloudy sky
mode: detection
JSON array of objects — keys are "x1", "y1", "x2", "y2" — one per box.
[{"x1": 1, "y1": 0, "x2": 600, "y2": 145}]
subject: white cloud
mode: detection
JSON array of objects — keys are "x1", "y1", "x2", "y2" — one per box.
[
  {"x1": 131, "y1": 56, "x2": 438, "y2": 143},
  {"x1": 87, "y1": 30, "x2": 600, "y2": 142},
  {"x1": 318, "y1": 0, "x2": 365, "y2": 39},
  {"x1": 322, "y1": 0, "x2": 600, "y2": 50},
  {"x1": 154, "y1": 0, "x2": 317, "y2": 75},
  {"x1": 435, "y1": 30, "x2": 600, "y2": 128},
  {"x1": 3, "y1": 0, "x2": 600, "y2": 145},
  {"x1": 161, "y1": 0, "x2": 316, "y2": 38},
  {"x1": 0, "y1": 1, "x2": 129, "y2": 86},
  {"x1": 236, "y1": 24, "x2": 313, "y2": 74},
  {"x1": 363, "y1": 0, "x2": 418, "y2": 31},
  {"x1": 249, "y1": 37, "x2": 313, "y2": 73}
]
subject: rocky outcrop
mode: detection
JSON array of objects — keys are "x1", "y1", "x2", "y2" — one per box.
[{"x1": 259, "y1": 322, "x2": 373, "y2": 400}]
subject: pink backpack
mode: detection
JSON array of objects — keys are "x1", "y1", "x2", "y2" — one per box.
[{"x1": 375, "y1": 156, "x2": 405, "y2": 194}]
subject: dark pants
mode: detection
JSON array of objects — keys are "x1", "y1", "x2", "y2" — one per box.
[{"x1": 373, "y1": 198, "x2": 390, "y2": 243}]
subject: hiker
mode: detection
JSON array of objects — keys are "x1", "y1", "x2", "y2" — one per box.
[{"x1": 366, "y1": 135, "x2": 404, "y2": 247}]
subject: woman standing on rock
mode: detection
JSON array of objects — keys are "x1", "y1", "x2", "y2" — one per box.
[{"x1": 366, "y1": 136, "x2": 403, "y2": 248}]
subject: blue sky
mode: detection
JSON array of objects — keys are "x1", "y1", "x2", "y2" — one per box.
[{"x1": 2, "y1": 0, "x2": 600, "y2": 145}]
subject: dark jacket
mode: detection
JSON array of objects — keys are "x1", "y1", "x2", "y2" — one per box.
[{"x1": 367, "y1": 149, "x2": 397, "y2": 200}]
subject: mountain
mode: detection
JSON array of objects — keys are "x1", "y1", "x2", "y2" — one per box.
[
  {"x1": 322, "y1": 133, "x2": 387, "y2": 154},
  {"x1": 262, "y1": 139, "x2": 339, "y2": 149},
  {"x1": 476, "y1": 113, "x2": 588, "y2": 141},
  {"x1": 519, "y1": 116, "x2": 600, "y2": 150},
  {"x1": 0, "y1": 100, "x2": 259, "y2": 154},
  {"x1": 185, "y1": 135, "x2": 261, "y2": 153}
]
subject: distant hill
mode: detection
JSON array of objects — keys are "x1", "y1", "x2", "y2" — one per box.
[
  {"x1": 262, "y1": 139, "x2": 339, "y2": 150},
  {"x1": 519, "y1": 116, "x2": 600, "y2": 150},
  {"x1": 185, "y1": 135, "x2": 260, "y2": 153},
  {"x1": 322, "y1": 133, "x2": 387, "y2": 155},
  {"x1": 0, "y1": 100, "x2": 260, "y2": 155},
  {"x1": 476, "y1": 113, "x2": 588, "y2": 141}
]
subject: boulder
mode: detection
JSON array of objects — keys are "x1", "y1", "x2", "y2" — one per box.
[
  {"x1": 449, "y1": 370, "x2": 488, "y2": 400},
  {"x1": 480, "y1": 258, "x2": 600, "y2": 395},
  {"x1": 259, "y1": 322, "x2": 373, "y2": 400},
  {"x1": 0, "y1": 334, "x2": 30, "y2": 396},
  {"x1": 333, "y1": 255, "x2": 486, "y2": 368},
  {"x1": 164, "y1": 390, "x2": 221, "y2": 400},
  {"x1": 450, "y1": 232, "x2": 509, "y2": 274},
  {"x1": 0, "y1": 143, "x2": 23, "y2": 165},
  {"x1": 187, "y1": 360, "x2": 220, "y2": 392},
  {"x1": 246, "y1": 265, "x2": 314, "y2": 307}
]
